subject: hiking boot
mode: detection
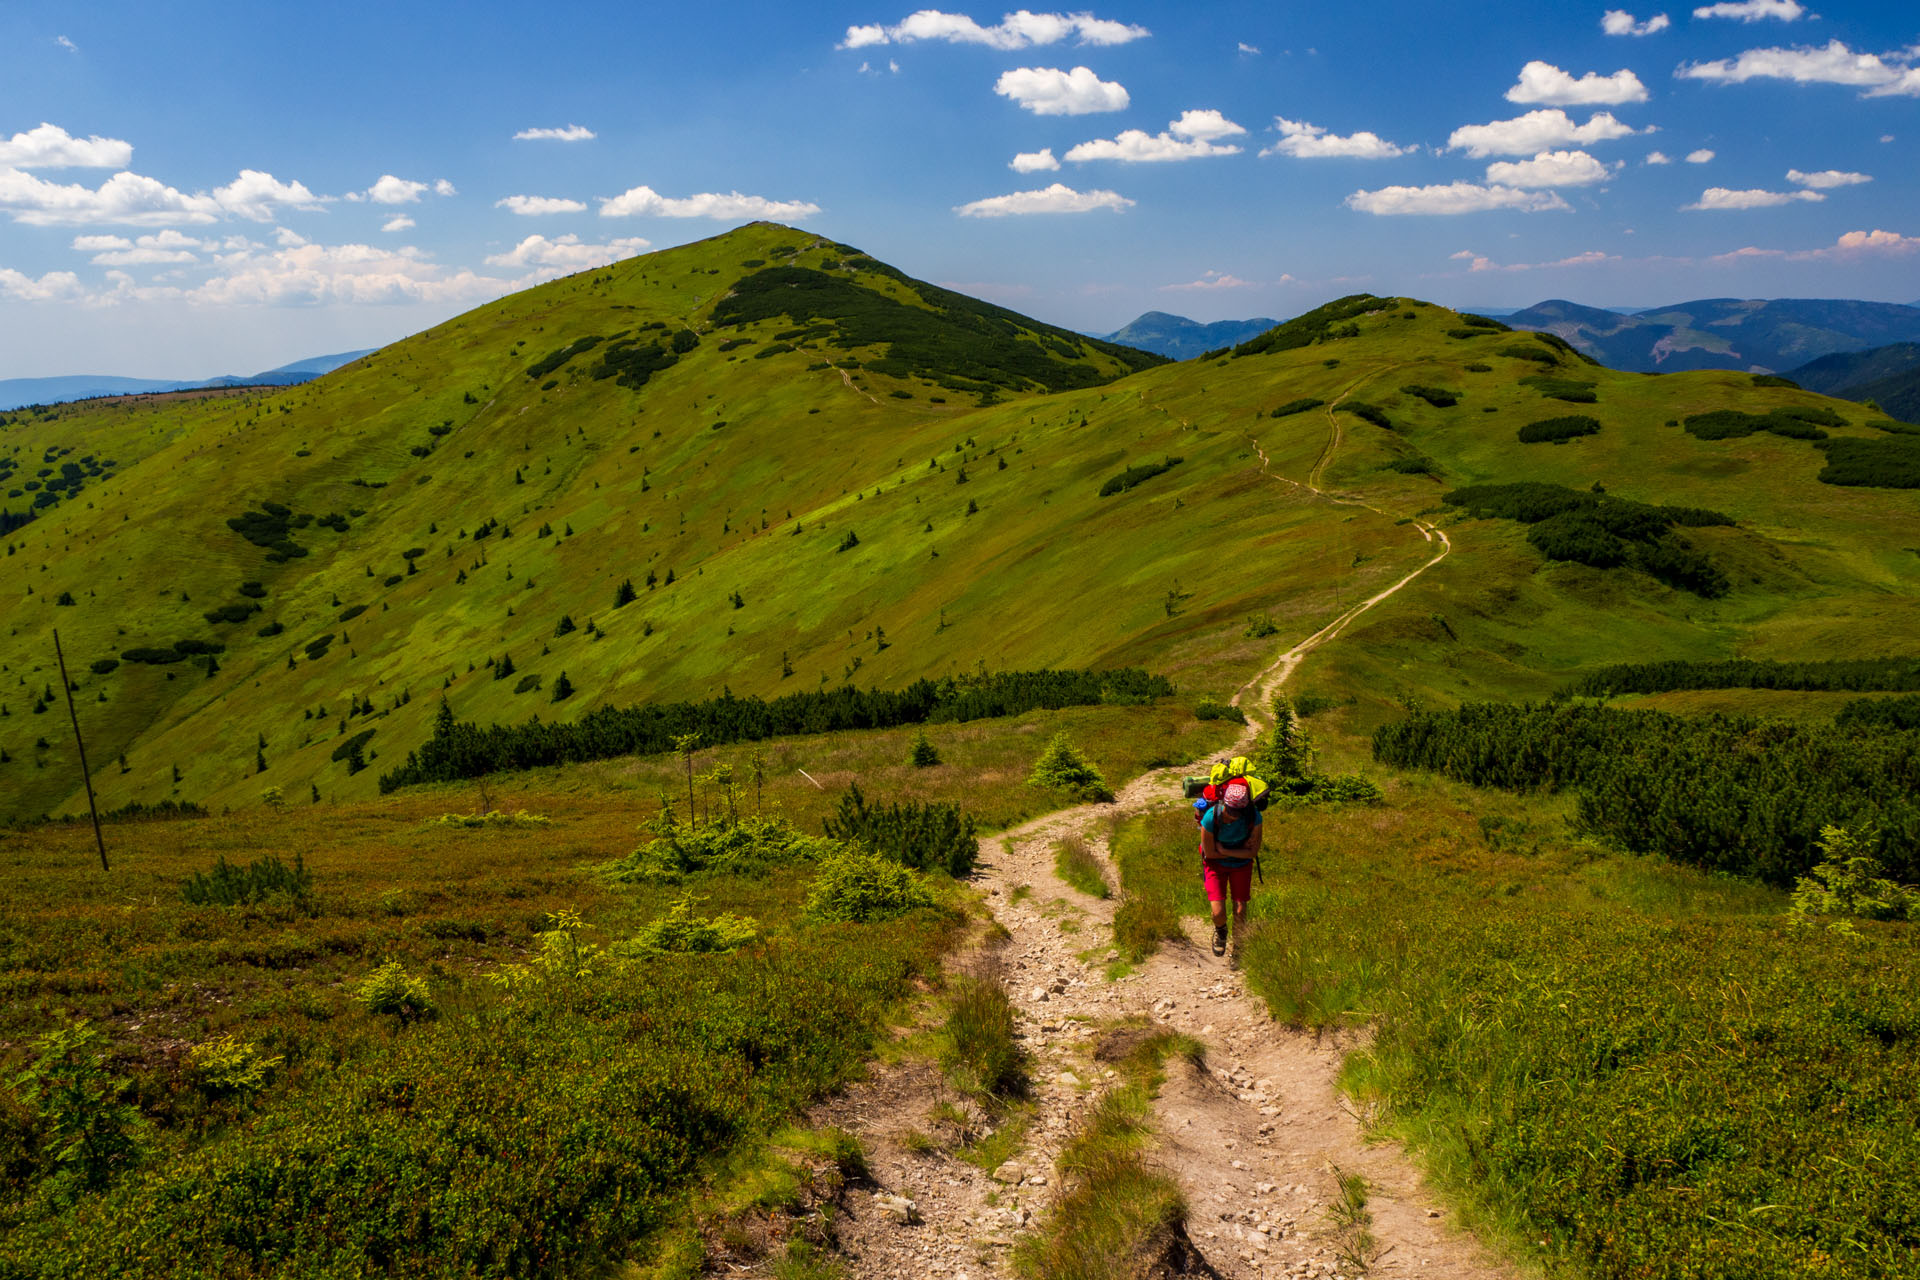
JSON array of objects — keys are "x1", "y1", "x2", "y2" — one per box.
[{"x1": 1212, "y1": 925, "x2": 1228, "y2": 956}]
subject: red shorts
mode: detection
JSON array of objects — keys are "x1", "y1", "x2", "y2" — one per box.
[{"x1": 1203, "y1": 859, "x2": 1253, "y2": 904}]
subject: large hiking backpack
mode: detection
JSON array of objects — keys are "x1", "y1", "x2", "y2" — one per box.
[{"x1": 1183, "y1": 756, "x2": 1270, "y2": 811}]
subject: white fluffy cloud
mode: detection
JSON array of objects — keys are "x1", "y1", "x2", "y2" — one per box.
[
  {"x1": 1683, "y1": 186, "x2": 1824, "y2": 209},
  {"x1": 1484, "y1": 149, "x2": 1617, "y2": 187},
  {"x1": 1161, "y1": 270, "x2": 1255, "y2": 290},
  {"x1": 1646, "y1": 150, "x2": 1673, "y2": 163},
  {"x1": 1693, "y1": 0, "x2": 1804, "y2": 20},
  {"x1": 381, "y1": 215, "x2": 415, "y2": 232},
  {"x1": 1678, "y1": 41, "x2": 1920, "y2": 95},
  {"x1": 434, "y1": 179, "x2": 457, "y2": 196},
  {"x1": 1448, "y1": 109, "x2": 1642, "y2": 157},
  {"x1": 994, "y1": 65, "x2": 1130, "y2": 115},
  {"x1": 1260, "y1": 117, "x2": 1410, "y2": 159},
  {"x1": 0, "y1": 123, "x2": 133, "y2": 169},
  {"x1": 1505, "y1": 60, "x2": 1649, "y2": 105},
  {"x1": 954, "y1": 183, "x2": 1134, "y2": 216},
  {"x1": 514, "y1": 125, "x2": 596, "y2": 141},
  {"x1": 497, "y1": 195, "x2": 590, "y2": 215},
  {"x1": 364, "y1": 175, "x2": 428, "y2": 204},
  {"x1": 1786, "y1": 168, "x2": 1872, "y2": 188},
  {"x1": 1346, "y1": 182, "x2": 1571, "y2": 215},
  {"x1": 1449, "y1": 248, "x2": 1618, "y2": 272},
  {"x1": 1687, "y1": 149, "x2": 1715, "y2": 163},
  {"x1": 213, "y1": 170, "x2": 327, "y2": 221},
  {"x1": 0, "y1": 267, "x2": 84, "y2": 301},
  {"x1": 184, "y1": 241, "x2": 507, "y2": 306},
  {"x1": 1010, "y1": 148, "x2": 1060, "y2": 172},
  {"x1": 840, "y1": 10, "x2": 1148, "y2": 50},
  {"x1": 78, "y1": 229, "x2": 205, "y2": 265},
  {"x1": 484, "y1": 233, "x2": 651, "y2": 270},
  {"x1": 1602, "y1": 10, "x2": 1670, "y2": 35},
  {"x1": 598, "y1": 186, "x2": 821, "y2": 219},
  {"x1": 0, "y1": 168, "x2": 219, "y2": 226},
  {"x1": 1708, "y1": 229, "x2": 1920, "y2": 264},
  {"x1": 1065, "y1": 110, "x2": 1245, "y2": 162}
]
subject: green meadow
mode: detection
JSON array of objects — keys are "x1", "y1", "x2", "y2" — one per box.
[{"x1": 2, "y1": 223, "x2": 1916, "y2": 1277}]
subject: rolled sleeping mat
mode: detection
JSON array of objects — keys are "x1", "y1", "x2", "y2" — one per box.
[{"x1": 1182, "y1": 776, "x2": 1209, "y2": 799}]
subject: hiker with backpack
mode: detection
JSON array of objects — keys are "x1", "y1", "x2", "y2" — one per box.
[{"x1": 1198, "y1": 776, "x2": 1263, "y2": 956}]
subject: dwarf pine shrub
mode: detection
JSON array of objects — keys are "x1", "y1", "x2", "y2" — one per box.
[
  {"x1": 804, "y1": 848, "x2": 936, "y2": 924},
  {"x1": 631, "y1": 894, "x2": 759, "y2": 954},
  {"x1": 179, "y1": 853, "x2": 312, "y2": 907},
  {"x1": 14, "y1": 1019, "x2": 147, "y2": 1191},
  {"x1": 1027, "y1": 732, "x2": 1114, "y2": 803},
  {"x1": 823, "y1": 784, "x2": 978, "y2": 876},
  {"x1": 355, "y1": 962, "x2": 435, "y2": 1022},
  {"x1": 1790, "y1": 825, "x2": 1919, "y2": 932},
  {"x1": 186, "y1": 1035, "x2": 283, "y2": 1097}
]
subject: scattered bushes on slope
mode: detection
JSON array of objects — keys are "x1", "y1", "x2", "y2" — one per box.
[
  {"x1": 1097, "y1": 456, "x2": 1183, "y2": 497},
  {"x1": 1443, "y1": 482, "x2": 1732, "y2": 597},
  {"x1": 1561, "y1": 657, "x2": 1920, "y2": 699},
  {"x1": 1372, "y1": 702, "x2": 1920, "y2": 884},
  {"x1": 1517, "y1": 415, "x2": 1600, "y2": 444},
  {"x1": 1816, "y1": 435, "x2": 1920, "y2": 488},
  {"x1": 1400, "y1": 385, "x2": 1459, "y2": 408},
  {"x1": 1230, "y1": 294, "x2": 1385, "y2": 358}
]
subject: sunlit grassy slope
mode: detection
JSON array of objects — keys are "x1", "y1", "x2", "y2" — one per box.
[{"x1": 1, "y1": 225, "x2": 1915, "y2": 819}]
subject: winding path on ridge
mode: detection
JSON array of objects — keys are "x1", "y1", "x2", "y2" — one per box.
[{"x1": 809, "y1": 370, "x2": 1493, "y2": 1280}]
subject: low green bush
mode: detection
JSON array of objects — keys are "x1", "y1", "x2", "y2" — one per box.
[
  {"x1": 631, "y1": 894, "x2": 759, "y2": 953},
  {"x1": 1027, "y1": 732, "x2": 1114, "y2": 802},
  {"x1": 607, "y1": 815, "x2": 834, "y2": 885},
  {"x1": 1517, "y1": 415, "x2": 1601, "y2": 444},
  {"x1": 803, "y1": 848, "x2": 937, "y2": 923},
  {"x1": 1097, "y1": 456, "x2": 1183, "y2": 498},
  {"x1": 1194, "y1": 697, "x2": 1246, "y2": 723},
  {"x1": 1399, "y1": 384, "x2": 1458, "y2": 408},
  {"x1": 1337, "y1": 402, "x2": 1392, "y2": 431},
  {"x1": 1816, "y1": 435, "x2": 1920, "y2": 489},
  {"x1": 823, "y1": 784, "x2": 978, "y2": 877},
  {"x1": 179, "y1": 853, "x2": 312, "y2": 907},
  {"x1": 1270, "y1": 398, "x2": 1324, "y2": 418}
]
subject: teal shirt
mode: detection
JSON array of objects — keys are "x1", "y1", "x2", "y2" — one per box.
[{"x1": 1201, "y1": 803, "x2": 1261, "y2": 853}]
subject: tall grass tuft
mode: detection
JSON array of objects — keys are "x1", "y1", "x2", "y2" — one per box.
[
  {"x1": 1053, "y1": 834, "x2": 1111, "y2": 899},
  {"x1": 939, "y1": 969, "x2": 1024, "y2": 1098}
]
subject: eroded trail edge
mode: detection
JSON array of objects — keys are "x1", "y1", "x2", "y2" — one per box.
[{"x1": 814, "y1": 387, "x2": 1498, "y2": 1280}]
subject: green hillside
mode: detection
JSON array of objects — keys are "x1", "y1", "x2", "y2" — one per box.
[{"x1": 2, "y1": 226, "x2": 1917, "y2": 822}]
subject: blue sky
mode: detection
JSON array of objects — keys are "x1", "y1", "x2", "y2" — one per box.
[{"x1": 1, "y1": 0, "x2": 1916, "y2": 377}]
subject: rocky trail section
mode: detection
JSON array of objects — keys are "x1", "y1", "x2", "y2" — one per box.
[{"x1": 783, "y1": 374, "x2": 1488, "y2": 1279}]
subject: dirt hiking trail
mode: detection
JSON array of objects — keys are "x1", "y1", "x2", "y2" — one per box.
[{"x1": 789, "y1": 377, "x2": 1500, "y2": 1280}]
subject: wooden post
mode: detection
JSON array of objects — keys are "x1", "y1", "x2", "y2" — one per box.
[{"x1": 52, "y1": 630, "x2": 109, "y2": 872}]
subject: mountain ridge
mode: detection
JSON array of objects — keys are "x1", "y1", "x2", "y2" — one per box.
[
  {"x1": 1103, "y1": 310, "x2": 1278, "y2": 360},
  {"x1": 0, "y1": 348, "x2": 376, "y2": 411},
  {"x1": 1505, "y1": 296, "x2": 1920, "y2": 374}
]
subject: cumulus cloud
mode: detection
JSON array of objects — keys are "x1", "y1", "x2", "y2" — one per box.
[
  {"x1": 1683, "y1": 186, "x2": 1824, "y2": 209},
  {"x1": 1602, "y1": 10, "x2": 1671, "y2": 35},
  {"x1": 1449, "y1": 248, "x2": 1618, "y2": 272},
  {"x1": 497, "y1": 194, "x2": 590, "y2": 215},
  {"x1": 484, "y1": 233, "x2": 651, "y2": 270},
  {"x1": 0, "y1": 123, "x2": 134, "y2": 169},
  {"x1": 1787, "y1": 168, "x2": 1871, "y2": 188},
  {"x1": 434, "y1": 179, "x2": 457, "y2": 196},
  {"x1": 514, "y1": 124, "x2": 596, "y2": 141},
  {"x1": 78, "y1": 229, "x2": 205, "y2": 265},
  {"x1": 1693, "y1": 0, "x2": 1804, "y2": 20},
  {"x1": 0, "y1": 267, "x2": 84, "y2": 300},
  {"x1": 1065, "y1": 109, "x2": 1246, "y2": 162},
  {"x1": 599, "y1": 185, "x2": 821, "y2": 219},
  {"x1": 840, "y1": 10, "x2": 1148, "y2": 50},
  {"x1": 213, "y1": 171, "x2": 327, "y2": 220},
  {"x1": 1646, "y1": 150, "x2": 1673, "y2": 163},
  {"x1": 1505, "y1": 60, "x2": 1649, "y2": 105},
  {"x1": 1677, "y1": 40, "x2": 1920, "y2": 95},
  {"x1": 1011, "y1": 148, "x2": 1061, "y2": 172},
  {"x1": 1162, "y1": 270, "x2": 1255, "y2": 290},
  {"x1": 382, "y1": 215, "x2": 415, "y2": 232},
  {"x1": 1238, "y1": 42, "x2": 1260, "y2": 54},
  {"x1": 954, "y1": 183, "x2": 1134, "y2": 216},
  {"x1": 1346, "y1": 182, "x2": 1571, "y2": 215},
  {"x1": 994, "y1": 65, "x2": 1130, "y2": 115},
  {"x1": 1687, "y1": 148, "x2": 1715, "y2": 162},
  {"x1": 182, "y1": 241, "x2": 508, "y2": 307},
  {"x1": 1706, "y1": 228, "x2": 1920, "y2": 264},
  {"x1": 0, "y1": 168, "x2": 220, "y2": 226},
  {"x1": 1448, "y1": 109, "x2": 1642, "y2": 157},
  {"x1": 55, "y1": 35, "x2": 77, "y2": 53},
  {"x1": 1484, "y1": 149, "x2": 1617, "y2": 187},
  {"x1": 1260, "y1": 117, "x2": 1410, "y2": 159},
  {"x1": 363, "y1": 175, "x2": 428, "y2": 204}
]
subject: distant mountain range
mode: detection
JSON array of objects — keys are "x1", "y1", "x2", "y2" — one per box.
[
  {"x1": 1786, "y1": 342, "x2": 1920, "y2": 423},
  {"x1": 1103, "y1": 311, "x2": 1277, "y2": 360},
  {"x1": 0, "y1": 349, "x2": 375, "y2": 412},
  {"x1": 1503, "y1": 298, "x2": 1920, "y2": 375}
]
